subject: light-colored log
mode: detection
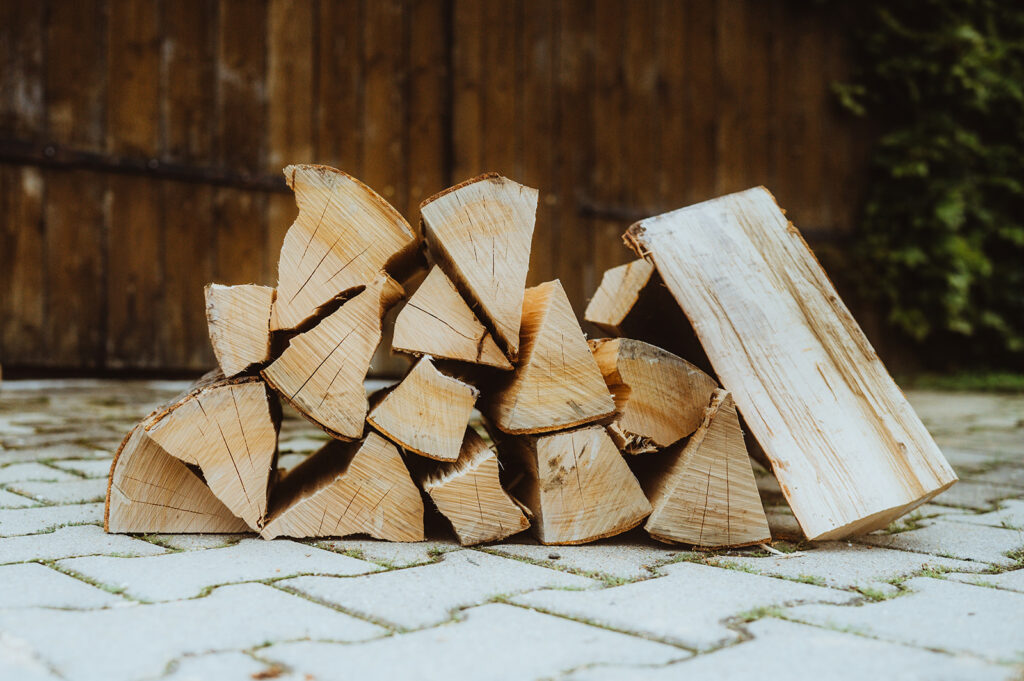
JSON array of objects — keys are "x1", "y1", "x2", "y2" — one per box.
[
  {"x1": 499, "y1": 425, "x2": 651, "y2": 545},
  {"x1": 105, "y1": 424, "x2": 249, "y2": 534},
  {"x1": 392, "y1": 265, "x2": 512, "y2": 370},
  {"x1": 484, "y1": 279, "x2": 615, "y2": 434},
  {"x1": 420, "y1": 173, "x2": 537, "y2": 361},
  {"x1": 583, "y1": 258, "x2": 656, "y2": 336},
  {"x1": 205, "y1": 283, "x2": 275, "y2": 376},
  {"x1": 367, "y1": 356, "x2": 479, "y2": 462},
  {"x1": 642, "y1": 389, "x2": 770, "y2": 548},
  {"x1": 261, "y1": 432, "x2": 424, "y2": 541},
  {"x1": 144, "y1": 376, "x2": 279, "y2": 530},
  {"x1": 625, "y1": 187, "x2": 957, "y2": 540},
  {"x1": 263, "y1": 273, "x2": 403, "y2": 440},
  {"x1": 589, "y1": 338, "x2": 717, "y2": 454},
  {"x1": 273, "y1": 164, "x2": 416, "y2": 330},
  {"x1": 418, "y1": 427, "x2": 530, "y2": 545}
]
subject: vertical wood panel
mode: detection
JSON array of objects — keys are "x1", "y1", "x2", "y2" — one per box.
[
  {"x1": 0, "y1": 1, "x2": 45, "y2": 139},
  {"x1": 317, "y1": 0, "x2": 364, "y2": 174},
  {"x1": 362, "y1": 0, "x2": 407, "y2": 208},
  {"x1": 0, "y1": 167, "x2": 46, "y2": 363},
  {"x1": 46, "y1": 0, "x2": 107, "y2": 149},
  {"x1": 406, "y1": 0, "x2": 449, "y2": 217},
  {"x1": 451, "y1": 0, "x2": 483, "y2": 181},
  {"x1": 163, "y1": 0, "x2": 217, "y2": 163}
]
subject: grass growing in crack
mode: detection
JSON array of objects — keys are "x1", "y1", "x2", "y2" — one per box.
[
  {"x1": 881, "y1": 512, "x2": 926, "y2": 535},
  {"x1": 1004, "y1": 548, "x2": 1024, "y2": 569},
  {"x1": 793, "y1": 574, "x2": 826, "y2": 586},
  {"x1": 856, "y1": 586, "x2": 898, "y2": 602},
  {"x1": 734, "y1": 605, "x2": 783, "y2": 623}
]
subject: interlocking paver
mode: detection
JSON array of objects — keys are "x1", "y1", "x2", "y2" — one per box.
[
  {"x1": 0, "y1": 524, "x2": 166, "y2": 564},
  {"x1": 281, "y1": 549, "x2": 596, "y2": 628},
  {"x1": 0, "y1": 462, "x2": 77, "y2": 484},
  {"x1": 0, "y1": 502, "x2": 103, "y2": 537},
  {"x1": 10, "y1": 477, "x2": 108, "y2": 504},
  {"x1": 316, "y1": 536, "x2": 461, "y2": 568},
  {"x1": 789, "y1": 577, "x2": 1024, "y2": 663},
  {"x1": 1, "y1": 442, "x2": 110, "y2": 463},
  {"x1": 930, "y1": 480, "x2": 1021, "y2": 510},
  {"x1": 946, "y1": 499, "x2": 1024, "y2": 530},
  {"x1": 262, "y1": 603, "x2": 686, "y2": 681},
  {"x1": 49, "y1": 459, "x2": 114, "y2": 479},
  {"x1": 0, "y1": 583, "x2": 385, "y2": 681},
  {"x1": 949, "y1": 569, "x2": 1024, "y2": 593},
  {"x1": 159, "y1": 651, "x2": 286, "y2": 681},
  {"x1": 965, "y1": 465, "x2": 1024, "y2": 490},
  {"x1": 58, "y1": 538, "x2": 382, "y2": 601},
  {"x1": 146, "y1": 533, "x2": 249, "y2": 551},
  {"x1": 857, "y1": 519, "x2": 1024, "y2": 566},
  {"x1": 0, "y1": 488, "x2": 38, "y2": 508},
  {"x1": 513, "y1": 561, "x2": 857, "y2": 650},
  {"x1": 562, "y1": 618, "x2": 1017, "y2": 681},
  {"x1": 0, "y1": 563, "x2": 125, "y2": 608}
]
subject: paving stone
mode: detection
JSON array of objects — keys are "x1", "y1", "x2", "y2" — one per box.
[
  {"x1": 278, "y1": 435, "x2": 331, "y2": 453},
  {"x1": 941, "y1": 447, "x2": 1008, "y2": 470},
  {"x1": 316, "y1": 536, "x2": 461, "y2": 568},
  {"x1": 0, "y1": 583, "x2": 385, "y2": 681},
  {"x1": 949, "y1": 569, "x2": 1024, "y2": 593},
  {"x1": 714, "y1": 541, "x2": 979, "y2": 591},
  {"x1": 49, "y1": 459, "x2": 114, "y2": 479},
  {"x1": 0, "y1": 633, "x2": 63, "y2": 681},
  {"x1": 929, "y1": 480, "x2": 1021, "y2": 510},
  {"x1": 790, "y1": 577, "x2": 1024, "y2": 663},
  {"x1": 908, "y1": 390, "x2": 1024, "y2": 434},
  {"x1": 0, "y1": 503, "x2": 103, "y2": 537},
  {"x1": 59, "y1": 538, "x2": 382, "y2": 601},
  {"x1": 0, "y1": 462, "x2": 77, "y2": 484},
  {"x1": 765, "y1": 510, "x2": 804, "y2": 540},
  {"x1": 935, "y1": 430, "x2": 1024, "y2": 458},
  {"x1": 563, "y1": 617, "x2": 1016, "y2": 681},
  {"x1": 0, "y1": 488, "x2": 39, "y2": 508},
  {"x1": 857, "y1": 520, "x2": 1024, "y2": 567},
  {"x1": 276, "y1": 452, "x2": 310, "y2": 472},
  {"x1": 513, "y1": 561, "x2": 856, "y2": 651},
  {"x1": 262, "y1": 603, "x2": 685, "y2": 681},
  {"x1": 11, "y1": 478, "x2": 108, "y2": 504},
  {"x1": 966, "y1": 465, "x2": 1024, "y2": 490},
  {"x1": 0, "y1": 563, "x2": 125, "y2": 609},
  {"x1": 282, "y1": 549, "x2": 596, "y2": 629},
  {"x1": 160, "y1": 651, "x2": 289, "y2": 681},
  {"x1": 1, "y1": 442, "x2": 110, "y2": 463},
  {"x1": 946, "y1": 500, "x2": 1024, "y2": 530},
  {"x1": 147, "y1": 533, "x2": 250, "y2": 551},
  {"x1": 0, "y1": 525, "x2": 166, "y2": 564}
]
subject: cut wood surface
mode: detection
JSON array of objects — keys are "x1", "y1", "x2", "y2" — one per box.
[
  {"x1": 590, "y1": 338, "x2": 718, "y2": 454},
  {"x1": 419, "y1": 427, "x2": 530, "y2": 545},
  {"x1": 105, "y1": 424, "x2": 249, "y2": 534},
  {"x1": 420, "y1": 173, "x2": 538, "y2": 360},
  {"x1": 272, "y1": 164, "x2": 416, "y2": 331},
  {"x1": 500, "y1": 425, "x2": 651, "y2": 545},
  {"x1": 205, "y1": 283, "x2": 275, "y2": 376},
  {"x1": 584, "y1": 258, "x2": 656, "y2": 337},
  {"x1": 392, "y1": 265, "x2": 512, "y2": 370},
  {"x1": 144, "y1": 376, "x2": 279, "y2": 530},
  {"x1": 263, "y1": 273, "x2": 403, "y2": 440},
  {"x1": 261, "y1": 432, "x2": 424, "y2": 541},
  {"x1": 485, "y1": 279, "x2": 615, "y2": 434},
  {"x1": 641, "y1": 389, "x2": 770, "y2": 548},
  {"x1": 626, "y1": 187, "x2": 957, "y2": 540},
  {"x1": 367, "y1": 356, "x2": 479, "y2": 462}
]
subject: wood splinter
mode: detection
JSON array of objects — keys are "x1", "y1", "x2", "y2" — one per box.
[{"x1": 205, "y1": 283, "x2": 275, "y2": 376}]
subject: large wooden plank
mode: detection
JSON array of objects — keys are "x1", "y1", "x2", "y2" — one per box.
[{"x1": 626, "y1": 188, "x2": 957, "y2": 540}]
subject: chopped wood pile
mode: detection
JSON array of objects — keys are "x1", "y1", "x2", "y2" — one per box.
[{"x1": 106, "y1": 168, "x2": 957, "y2": 548}]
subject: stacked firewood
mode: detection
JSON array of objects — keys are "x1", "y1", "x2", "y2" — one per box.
[{"x1": 106, "y1": 168, "x2": 957, "y2": 547}]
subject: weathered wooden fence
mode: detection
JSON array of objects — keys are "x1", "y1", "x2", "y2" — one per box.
[{"x1": 0, "y1": 0, "x2": 868, "y2": 373}]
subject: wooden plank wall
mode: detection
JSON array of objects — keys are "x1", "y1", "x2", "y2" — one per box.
[{"x1": 0, "y1": 0, "x2": 868, "y2": 374}]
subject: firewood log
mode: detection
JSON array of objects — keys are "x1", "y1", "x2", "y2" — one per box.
[
  {"x1": 272, "y1": 164, "x2": 417, "y2": 331},
  {"x1": 420, "y1": 173, "x2": 537, "y2": 361},
  {"x1": 589, "y1": 338, "x2": 717, "y2": 454},
  {"x1": 484, "y1": 280, "x2": 615, "y2": 434},
  {"x1": 417, "y1": 427, "x2": 530, "y2": 546},
  {"x1": 263, "y1": 273, "x2": 403, "y2": 440},
  {"x1": 392, "y1": 265, "x2": 512, "y2": 370},
  {"x1": 498, "y1": 425, "x2": 651, "y2": 545},
  {"x1": 640, "y1": 389, "x2": 770, "y2": 548},
  {"x1": 261, "y1": 432, "x2": 423, "y2": 541},
  {"x1": 205, "y1": 283, "x2": 275, "y2": 376},
  {"x1": 366, "y1": 356, "x2": 479, "y2": 462}
]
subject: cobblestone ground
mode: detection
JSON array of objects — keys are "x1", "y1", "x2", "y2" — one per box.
[{"x1": 1, "y1": 379, "x2": 1022, "y2": 681}]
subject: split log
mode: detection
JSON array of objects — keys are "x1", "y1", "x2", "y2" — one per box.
[
  {"x1": 263, "y1": 273, "x2": 403, "y2": 440},
  {"x1": 392, "y1": 265, "x2": 512, "y2": 370},
  {"x1": 484, "y1": 279, "x2": 615, "y2": 434},
  {"x1": 499, "y1": 425, "x2": 651, "y2": 545},
  {"x1": 273, "y1": 164, "x2": 417, "y2": 331},
  {"x1": 144, "y1": 375, "x2": 279, "y2": 530},
  {"x1": 589, "y1": 338, "x2": 717, "y2": 454},
  {"x1": 420, "y1": 173, "x2": 538, "y2": 361},
  {"x1": 261, "y1": 432, "x2": 424, "y2": 541},
  {"x1": 366, "y1": 356, "x2": 479, "y2": 462},
  {"x1": 105, "y1": 424, "x2": 249, "y2": 534},
  {"x1": 641, "y1": 389, "x2": 770, "y2": 548},
  {"x1": 625, "y1": 187, "x2": 957, "y2": 540},
  {"x1": 418, "y1": 427, "x2": 530, "y2": 545},
  {"x1": 205, "y1": 283, "x2": 275, "y2": 376}
]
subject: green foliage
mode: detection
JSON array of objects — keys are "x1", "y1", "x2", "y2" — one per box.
[{"x1": 836, "y1": 0, "x2": 1024, "y2": 367}]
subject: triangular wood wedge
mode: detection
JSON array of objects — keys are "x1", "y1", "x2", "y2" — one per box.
[
  {"x1": 590, "y1": 338, "x2": 718, "y2": 454},
  {"x1": 642, "y1": 389, "x2": 770, "y2": 548},
  {"x1": 263, "y1": 273, "x2": 403, "y2": 440},
  {"x1": 418, "y1": 427, "x2": 530, "y2": 545},
  {"x1": 484, "y1": 280, "x2": 615, "y2": 434},
  {"x1": 499, "y1": 425, "x2": 651, "y2": 545},
  {"x1": 106, "y1": 425, "x2": 249, "y2": 534},
  {"x1": 205, "y1": 283, "x2": 275, "y2": 376},
  {"x1": 584, "y1": 258, "x2": 656, "y2": 336},
  {"x1": 273, "y1": 164, "x2": 416, "y2": 330},
  {"x1": 261, "y1": 432, "x2": 424, "y2": 541},
  {"x1": 144, "y1": 376, "x2": 279, "y2": 530},
  {"x1": 420, "y1": 173, "x2": 538, "y2": 361},
  {"x1": 392, "y1": 265, "x2": 512, "y2": 370},
  {"x1": 367, "y1": 356, "x2": 479, "y2": 462}
]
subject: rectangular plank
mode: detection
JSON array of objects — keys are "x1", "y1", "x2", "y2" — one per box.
[
  {"x1": 0, "y1": 0, "x2": 45, "y2": 139},
  {"x1": 406, "y1": 0, "x2": 448, "y2": 216},
  {"x1": 626, "y1": 187, "x2": 957, "y2": 540},
  {"x1": 0, "y1": 166, "x2": 46, "y2": 364},
  {"x1": 164, "y1": 0, "x2": 217, "y2": 162},
  {"x1": 316, "y1": 0, "x2": 364, "y2": 173},
  {"x1": 46, "y1": 0, "x2": 106, "y2": 149}
]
